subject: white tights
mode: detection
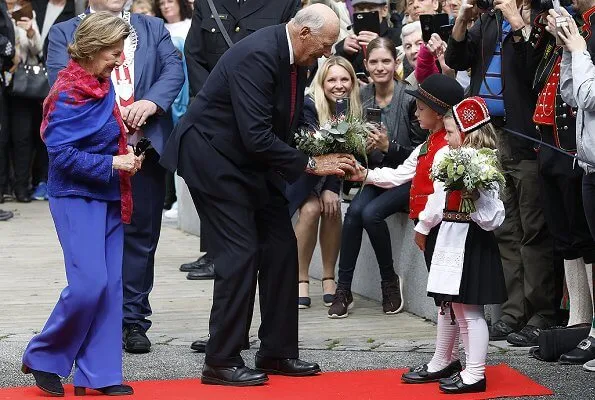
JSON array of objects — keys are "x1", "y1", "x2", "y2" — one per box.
[
  {"x1": 427, "y1": 306, "x2": 460, "y2": 373},
  {"x1": 451, "y1": 303, "x2": 488, "y2": 385},
  {"x1": 564, "y1": 258, "x2": 594, "y2": 327}
]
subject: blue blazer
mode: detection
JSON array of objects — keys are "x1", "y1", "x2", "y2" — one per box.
[{"x1": 46, "y1": 13, "x2": 184, "y2": 155}]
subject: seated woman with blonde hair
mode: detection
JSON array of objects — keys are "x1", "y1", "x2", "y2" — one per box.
[
  {"x1": 21, "y1": 12, "x2": 142, "y2": 397},
  {"x1": 286, "y1": 55, "x2": 362, "y2": 309}
]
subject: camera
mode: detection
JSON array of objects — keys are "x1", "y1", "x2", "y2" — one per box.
[{"x1": 476, "y1": 0, "x2": 493, "y2": 12}]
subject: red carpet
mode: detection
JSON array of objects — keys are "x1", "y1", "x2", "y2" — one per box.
[{"x1": 0, "y1": 364, "x2": 552, "y2": 399}]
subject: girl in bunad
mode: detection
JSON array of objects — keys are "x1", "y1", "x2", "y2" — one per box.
[{"x1": 402, "y1": 96, "x2": 508, "y2": 394}]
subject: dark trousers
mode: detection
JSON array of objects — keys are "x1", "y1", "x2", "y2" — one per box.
[
  {"x1": 0, "y1": 95, "x2": 40, "y2": 191},
  {"x1": 538, "y1": 129, "x2": 595, "y2": 263},
  {"x1": 122, "y1": 150, "x2": 166, "y2": 331},
  {"x1": 495, "y1": 158, "x2": 556, "y2": 329},
  {"x1": 582, "y1": 173, "x2": 595, "y2": 241},
  {"x1": 190, "y1": 186, "x2": 299, "y2": 367},
  {"x1": 337, "y1": 183, "x2": 411, "y2": 289}
]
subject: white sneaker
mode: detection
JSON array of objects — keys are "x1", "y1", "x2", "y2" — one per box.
[
  {"x1": 164, "y1": 202, "x2": 178, "y2": 219},
  {"x1": 584, "y1": 359, "x2": 595, "y2": 372}
]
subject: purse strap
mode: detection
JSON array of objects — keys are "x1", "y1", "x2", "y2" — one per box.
[{"x1": 206, "y1": 0, "x2": 234, "y2": 48}]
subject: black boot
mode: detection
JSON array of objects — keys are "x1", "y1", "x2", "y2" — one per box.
[
  {"x1": 22, "y1": 364, "x2": 64, "y2": 397},
  {"x1": 14, "y1": 187, "x2": 31, "y2": 203}
]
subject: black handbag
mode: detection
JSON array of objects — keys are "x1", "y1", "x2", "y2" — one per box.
[
  {"x1": 9, "y1": 60, "x2": 50, "y2": 100},
  {"x1": 529, "y1": 323, "x2": 591, "y2": 362}
]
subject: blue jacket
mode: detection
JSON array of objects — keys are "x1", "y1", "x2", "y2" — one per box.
[{"x1": 46, "y1": 13, "x2": 184, "y2": 155}]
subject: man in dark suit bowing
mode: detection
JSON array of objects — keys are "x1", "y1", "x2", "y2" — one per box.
[
  {"x1": 46, "y1": 0, "x2": 184, "y2": 354},
  {"x1": 161, "y1": 4, "x2": 354, "y2": 387}
]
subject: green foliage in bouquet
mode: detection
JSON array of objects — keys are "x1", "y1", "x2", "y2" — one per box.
[
  {"x1": 294, "y1": 114, "x2": 369, "y2": 161},
  {"x1": 430, "y1": 147, "x2": 505, "y2": 213}
]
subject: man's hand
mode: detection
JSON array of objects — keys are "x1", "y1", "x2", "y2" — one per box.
[
  {"x1": 493, "y1": 0, "x2": 525, "y2": 30},
  {"x1": 308, "y1": 153, "x2": 356, "y2": 176},
  {"x1": 367, "y1": 123, "x2": 390, "y2": 153},
  {"x1": 414, "y1": 231, "x2": 427, "y2": 251},
  {"x1": 319, "y1": 189, "x2": 341, "y2": 219},
  {"x1": 457, "y1": 0, "x2": 476, "y2": 23},
  {"x1": 343, "y1": 34, "x2": 361, "y2": 55},
  {"x1": 120, "y1": 100, "x2": 159, "y2": 130},
  {"x1": 357, "y1": 31, "x2": 379, "y2": 48},
  {"x1": 548, "y1": 8, "x2": 586, "y2": 53}
]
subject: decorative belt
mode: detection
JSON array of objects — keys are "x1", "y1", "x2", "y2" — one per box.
[{"x1": 443, "y1": 211, "x2": 471, "y2": 223}]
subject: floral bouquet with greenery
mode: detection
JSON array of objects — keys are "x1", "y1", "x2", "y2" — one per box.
[
  {"x1": 430, "y1": 147, "x2": 505, "y2": 213},
  {"x1": 294, "y1": 114, "x2": 370, "y2": 162}
]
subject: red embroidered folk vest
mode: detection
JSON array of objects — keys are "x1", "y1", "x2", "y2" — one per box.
[
  {"x1": 409, "y1": 129, "x2": 448, "y2": 220},
  {"x1": 445, "y1": 190, "x2": 463, "y2": 212}
]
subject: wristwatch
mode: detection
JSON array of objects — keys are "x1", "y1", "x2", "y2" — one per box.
[{"x1": 305, "y1": 157, "x2": 317, "y2": 173}]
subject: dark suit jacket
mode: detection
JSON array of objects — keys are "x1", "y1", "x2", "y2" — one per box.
[
  {"x1": 184, "y1": 0, "x2": 299, "y2": 97},
  {"x1": 31, "y1": 0, "x2": 75, "y2": 59},
  {"x1": 46, "y1": 13, "x2": 184, "y2": 154},
  {"x1": 161, "y1": 24, "x2": 309, "y2": 208}
]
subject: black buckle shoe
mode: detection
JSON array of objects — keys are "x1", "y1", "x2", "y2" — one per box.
[
  {"x1": 255, "y1": 354, "x2": 321, "y2": 376},
  {"x1": 123, "y1": 324, "x2": 151, "y2": 354},
  {"x1": 22, "y1": 364, "x2": 64, "y2": 397},
  {"x1": 439, "y1": 373, "x2": 487, "y2": 394},
  {"x1": 179, "y1": 254, "x2": 213, "y2": 272},
  {"x1": 74, "y1": 384, "x2": 133, "y2": 396},
  {"x1": 507, "y1": 325, "x2": 541, "y2": 347},
  {"x1": 401, "y1": 360, "x2": 462, "y2": 383},
  {"x1": 201, "y1": 364, "x2": 268, "y2": 386},
  {"x1": 559, "y1": 336, "x2": 595, "y2": 364},
  {"x1": 186, "y1": 263, "x2": 215, "y2": 280}
]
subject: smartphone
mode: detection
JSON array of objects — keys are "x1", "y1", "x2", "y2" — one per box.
[
  {"x1": 365, "y1": 108, "x2": 382, "y2": 125},
  {"x1": 335, "y1": 97, "x2": 350, "y2": 116},
  {"x1": 439, "y1": 24, "x2": 454, "y2": 42},
  {"x1": 355, "y1": 72, "x2": 369, "y2": 83},
  {"x1": 420, "y1": 13, "x2": 450, "y2": 42},
  {"x1": 134, "y1": 137, "x2": 152, "y2": 156},
  {"x1": 10, "y1": 3, "x2": 33, "y2": 21},
  {"x1": 353, "y1": 11, "x2": 381, "y2": 35}
]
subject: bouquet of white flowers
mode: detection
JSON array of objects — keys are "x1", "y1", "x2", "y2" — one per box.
[
  {"x1": 294, "y1": 114, "x2": 369, "y2": 161},
  {"x1": 430, "y1": 147, "x2": 505, "y2": 213}
]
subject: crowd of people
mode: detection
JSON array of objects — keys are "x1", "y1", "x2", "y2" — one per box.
[{"x1": 2, "y1": 0, "x2": 595, "y2": 396}]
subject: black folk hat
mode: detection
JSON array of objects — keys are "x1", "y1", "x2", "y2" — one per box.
[{"x1": 405, "y1": 74, "x2": 465, "y2": 115}]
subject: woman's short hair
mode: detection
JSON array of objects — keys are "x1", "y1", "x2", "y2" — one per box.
[
  {"x1": 68, "y1": 12, "x2": 130, "y2": 62},
  {"x1": 366, "y1": 37, "x2": 397, "y2": 60},
  {"x1": 308, "y1": 56, "x2": 362, "y2": 125},
  {"x1": 155, "y1": 0, "x2": 193, "y2": 22},
  {"x1": 401, "y1": 21, "x2": 421, "y2": 43}
]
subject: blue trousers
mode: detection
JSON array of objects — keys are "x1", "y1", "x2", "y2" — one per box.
[{"x1": 23, "y1": 196, "x2": 124, "y2": 388}]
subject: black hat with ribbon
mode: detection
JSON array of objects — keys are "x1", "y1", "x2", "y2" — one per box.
[{"x1": 405, "y1": 74, "x2": 465, "y2": 115}]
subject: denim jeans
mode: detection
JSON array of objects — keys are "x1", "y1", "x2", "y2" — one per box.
[{"x1": 337, "y1": 182, "x2": 411, "y2": 289}]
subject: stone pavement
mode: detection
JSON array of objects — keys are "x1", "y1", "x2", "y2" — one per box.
[{"x1": 0, "y1": 202, "x2": 593, "y2": 399}]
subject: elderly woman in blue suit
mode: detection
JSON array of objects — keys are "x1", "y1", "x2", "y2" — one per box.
[{"x1": 21, "y1": 13, "x2": 143, "y2": 397}]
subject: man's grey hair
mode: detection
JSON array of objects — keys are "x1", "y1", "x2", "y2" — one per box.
[
  {"x1": 292, "y1": 7, "x2": 327, "y2": 34},
  {"x1": 401, "y1": 21, "x2": 421, "y2": 43}
]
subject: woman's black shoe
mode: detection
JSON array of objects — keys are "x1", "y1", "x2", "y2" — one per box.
[
  {"x1": 74, "y1": 384, "x2": 134, "y2": 396},
  {"x1": 439, "y1": 373, "x2": 487, "y2": 394},
  {"x1": 15, "y1": 190, "x2": 31, "y2": 203},
  {"x1": 21, "y1": 364, "x2": 64, "y2": 397},
  {"x1": 401, "y1": 360, "x2": 462, "y2": 383}
]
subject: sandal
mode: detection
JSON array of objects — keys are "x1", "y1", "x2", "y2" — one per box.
[
  {"x1": 322, "y1": 277, "x2": 336, "y2": 307},
  {"x1": 298, "y1": 280, "x2": 311, "y2": 309}
]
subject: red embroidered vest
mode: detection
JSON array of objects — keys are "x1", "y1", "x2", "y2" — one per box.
[
  {"x1": 445, "y1": 190, "x2": 463, "y2": 212},
  {"x1": 409, "y1": 129, "x2": 448, "y2": 220}
]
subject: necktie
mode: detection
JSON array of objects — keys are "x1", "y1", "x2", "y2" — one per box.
[{"x1": 289, "y1": 65, "x2": 297, "y2": 124}]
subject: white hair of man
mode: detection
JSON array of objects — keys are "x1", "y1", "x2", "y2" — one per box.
[
  {"x1": 401, "y1": 21, "x2": 422, "y2": 43},
  {"x1": 292, "y1": 6, "x2": 328, "y2": 34}
]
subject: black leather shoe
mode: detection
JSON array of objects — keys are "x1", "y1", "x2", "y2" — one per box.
[
  {"x1": 180, "y1": 254, "x2": 213, "y2": 272},
  {"x1": 0, "y1": 209, "x2": 13, "y2": 221},
  {"x1": 14, "y1": 189, "x2": 31, "y2": 203},
  {"x1": 187, "y1": 263, "x2": 215, "y2": 280},
  {"x1": 191, "y1": 339, "x2": 207, "y2": 352},
  {"x1": 254, "y1": 355, "x2": 320, "y2": 376},
  {"x1": 401, "y1": 360, "x2": 462, "y2": 383},
  {"x1": 123, "y1": 324, "x2": 151, "y2": 354},
  {"x1": 489, "y1": 320, "x2": 516, "y2": 341},
  {"x1": 74, "y1": 384, "x2": 134, "y2": 396},
  {"x1": 439, "y1": 373, "x2": 486, "y2": 394},
  {"x1": 438, "y1": 372, "x2": 461, "y2": 386},
  {"x1": 201, "y1": 364, "x2": 268, "y2": 386},
  {"x1": 507, "y1": 325, "x2": 541, "y2": 347},
  {"x1": 559, "y1": 336, "x2": 595, "y2": 364},
  {"x1": 22, "y1": 364, "x2": 64, "y2": 397}
]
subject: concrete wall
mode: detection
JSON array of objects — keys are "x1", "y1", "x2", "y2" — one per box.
[{"x1": 177, "y1": 195, "x2": 494, "y2": 322}]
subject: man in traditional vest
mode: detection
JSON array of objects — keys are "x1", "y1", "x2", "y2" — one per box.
[{"x1": 46, "y1": 0, "x2": 184, "y2": 354}]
